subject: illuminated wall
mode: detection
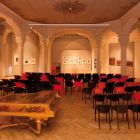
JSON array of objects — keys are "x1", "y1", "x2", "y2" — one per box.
[{"x1": 61, "y1": 50, "x2": 92, "y2": 73}]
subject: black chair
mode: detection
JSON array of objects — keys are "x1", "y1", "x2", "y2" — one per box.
[
  {"x1": 100, "y1": 78, "x2": 108, "y2": 82},
  {"x1": 106, "y1": 94, "x2": 120, "y2": 105},
  {"x1": 129, "y1": 104, "x2": 140, "y2": 129},
  {"x1": 112, "y1": 105, "x2": 129, "y2": 130},
  {"x1": 115, "y1": 82, "x2": 125, "y2": 87},
  {"x1": 124, "y1": 86, "x2": 135, "y2": 94},
  {"x1": 95, "y1": 105, "x2": 111, "y2": 129},
  {"x1": 93, "y1": 94, "x2": 106, "y2": 108},
  {"x1": 126, "y1": 78, "x2": 135, "y2": 82},
  {"x1": 119, "y1": 94, "x2": 132, "y2": 104},
  {"x1": 65, "y1": 81, "x2": 73, "y2": 95},
  {"x1": 82, "y1": 87, "x2": 92, "y2": 104},
  {"x1": 107, "y1": 74, "x2": 114, "y2": 79}
]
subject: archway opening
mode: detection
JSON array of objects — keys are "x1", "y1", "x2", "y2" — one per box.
[{"x1": 51, "y1": 34, "x2": 92, "y2": 73}]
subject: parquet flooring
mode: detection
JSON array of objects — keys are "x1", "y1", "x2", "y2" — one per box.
[{"x1": 0, "y1": 90, "x2": 140, "y2": 140}]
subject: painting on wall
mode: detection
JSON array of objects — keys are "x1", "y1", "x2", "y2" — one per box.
[
  {"x1": 24, "y1": 60, "x2": 30, "y2": 65},
  {"x1": 116, "y1": 60, "x2": 121, "y2": 66},
  {"x1": 31, "y1": 58, "x2": 36, "y2": 64},
  {"x1": 14, "y1": 55, "x2": 18, "y2": 66},
  {"x1": 109, "y1": 57, "x2": 115, "y2": 65},
  {"x1": 63, "y1": 56, "x2": 67, "y2": 60},
  {"x1": 82, "y1": 58, "x2": 86, "y2": 64},
  {"x1": 127, "y1": 61, "x2": 133, "y2": 67},
  {"x1": 87, "y1": 59, "x2": 91, "y2": 64},
  {"x1": 63, "y1": 60, "x2": 67, "y2": 64}
]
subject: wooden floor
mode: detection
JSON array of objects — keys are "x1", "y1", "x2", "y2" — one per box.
[{"x1": 0, "y1": 91, "x2": 140, "y2": 140}]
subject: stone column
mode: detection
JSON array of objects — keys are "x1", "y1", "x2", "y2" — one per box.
[
  {"x1": 95, "y1": 37, "x2": 102, "y2": 74},
  {"x1": 41, "y1": 44, "x2": 46, "y2": 73},
  {"x1": 46, "y1": 38, "x2": 51, "y2": 73},
  {"x1": 17, "y1": 40, "x2": 23, "y2": 75},
  {"x1": 119, "y1": 36, "x2": 129, "y2": 75}
]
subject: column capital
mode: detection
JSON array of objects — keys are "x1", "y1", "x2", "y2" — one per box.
[
  {"x1": 118, "y1": 34, "x2": 129, "y2": 47},
  {"x1": 95, "y1": 35, "x2": 103, "y2": 48}
]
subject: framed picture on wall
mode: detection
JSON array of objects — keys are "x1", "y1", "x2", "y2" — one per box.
[
  {"x1": 116, "y1": 60, "x2": 121, "y2": 66},
  {"x1": 31, "y1": 58, "x2": 36, "y2": 64},
  {"x1": 68, "y1": 56, "x2": 72, "y2": 60},
  {"x1": 82, "y1": 58, "x2": 86, "y2": 64},
  {"x1": 24, "y1": 59, "x2": 30, "y2": 65},
  {"x1": 87, "y1": 59, "x2": 91, "y2": 64},
  {"x1": 63, "y1": 60, "x2": 67, "y2": 64},
  {"x1": 14, "y1": 55, "x2": 18, "y2": 66},
  {"x1": 109, "y1": 57, "x2": 115, "y2": 65},
  {"x1": 127, "y1": 61, "x2": 133, "y2": 67},
  {"x1": 63, "y1": 56, "x2": 67, "y2": 60},
  {"x1": 72, "y1": 56, "x2": 77, "y2": 60}
]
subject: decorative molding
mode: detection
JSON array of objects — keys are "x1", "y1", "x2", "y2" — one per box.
[{"x1": 54, "y1": 0, "x2": 87, "y2": 14}]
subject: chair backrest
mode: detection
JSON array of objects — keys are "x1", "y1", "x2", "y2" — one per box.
[
  {"x1": 94, "y1": 94, "x2": 106, "y2": 102},
  {"x1": 96, "y1": 105, "x2": 111, "y2": 113},
  {"x1": 113, "y1": 105, "x2": 129, "y2": 113},
  {"x1": 130, "y1": 104, "x2": 140, "y2": 112}
]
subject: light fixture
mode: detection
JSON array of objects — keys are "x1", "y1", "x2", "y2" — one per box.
[{"x1": 54, "y1": 0, "x2": 87, "y2": 14}]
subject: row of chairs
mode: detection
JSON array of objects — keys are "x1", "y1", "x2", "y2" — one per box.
[{"x1": 95, "y1": 104, "x2": 140, "y2": 129}]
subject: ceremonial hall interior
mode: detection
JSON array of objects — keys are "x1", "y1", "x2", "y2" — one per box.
[{"x1": 1, "y1": 0, "x2": 140, "y2": 140}]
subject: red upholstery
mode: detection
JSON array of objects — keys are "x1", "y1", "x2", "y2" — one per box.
[
  {"x1": 93, "y1": 82, "x2": 105, "y2": 95},
  {"x1": 40, "y1": 74, "x2": 48, "y2": 81},
  {"x1": 73, "y1": 81, "x2": 82, "y2": 95},
  {"x1": 114, "y1": 86, "x2": 125, "y2": 94},
  {"x1": 100, "y1": 75, "x2": 107, "y2": 79},
  {"x1": 55, "y1": 77, "x2": 63, "y2": 85},
  {"x1": 108, "y1": 78, "x2": 118, "y2": 83},
  {"x1": 21, "y1": 73, "x2": 27, "y2": 80},
  {"x1": 15, "y1": 82, "x2": 25, "y2": 89},
  {"x1": 133, "y1": 93, "x2": 140, "y2": 102},
  {"x1": 53, "y1": 84, "x2": 64, "y2": 96}
]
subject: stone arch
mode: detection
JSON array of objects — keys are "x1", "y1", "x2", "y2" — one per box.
[
  {"x1": 24, "y1": 29, "x2": 46, "y2": 72},
  {"x1": 47, "y1": 29, "x2": 95, "y2": 72},
  {"x1": 2, "y1": 27, "x2": 15, "y2": 77},
  {"x1": 122, "y1": 2, "x2": 140, "y2": 36},
  {"x1": 0, "y1": 10, "x2": 22, "y2": 44},
  {"x1": 100, "y1": 28, "x2": 119, "y2": 74}
]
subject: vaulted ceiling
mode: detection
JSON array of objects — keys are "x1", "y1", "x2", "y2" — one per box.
[{"x1": 0, "y1": 0, "x2": 139, "y2": 24}]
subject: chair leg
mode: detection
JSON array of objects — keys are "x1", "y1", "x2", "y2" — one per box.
[
  {"x1": 98, "y1": 111, "x2": 100, "y2": 129},
  {"x1": 133, "y1": 112, "x2": 136, "y2": 129},
  {"x1": 95, "y1": 108, "x2": 96, "y2": 121},
  {"x1": 108, "y1": 112, "x2": 111, "y2": 129},
  {"x1": 127, "y1": 112, "x2": 130, "y2": 129},
  {"x1": 84, "y1": 93, "x2": 86, "y2": 104},
  {"x1": 117, "y1": 112, "x2": 119, "y2": 130}
]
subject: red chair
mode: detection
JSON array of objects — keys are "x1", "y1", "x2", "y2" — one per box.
[
  {"x1": 21, "y1": 73, "x2": 27, "y2": 80},
  {"x1": 52, "y1": 66, "x2": 57, "y2": 75},
  {"x1": 15, "y1": 82, "x2": 25, "y2": 89},
  {"x1": 93, "y1": 82, "x2": 106, "y2": 95},
  {"x1": 55, "y1": 77, "x2": 64, "y2": 85},
  {"x1": 100, "y1": 75, "x2": 107, "y2": 79},
  {"x1": 114, "y1": 86, "x2": 125, "y2": 94},
  {"x1": 108, "y1": 78, "x2": 118, "y2": 83},
  {"x1": 73, "y1": 81, "x2": 83, "y2": 95},
  {"x1": 53, "y1": 84, "x2": 64, "y2": 96},
  {"x1": 40, "y1": 74, "x2": 49, "y2": 81},
  {"x1": 133, "y1": 93, "x2": 140, "y2": 103}
]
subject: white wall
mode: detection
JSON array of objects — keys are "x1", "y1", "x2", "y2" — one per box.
[{"x1": 23, "y1": 31, "x2": 40, "y2": 72}]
